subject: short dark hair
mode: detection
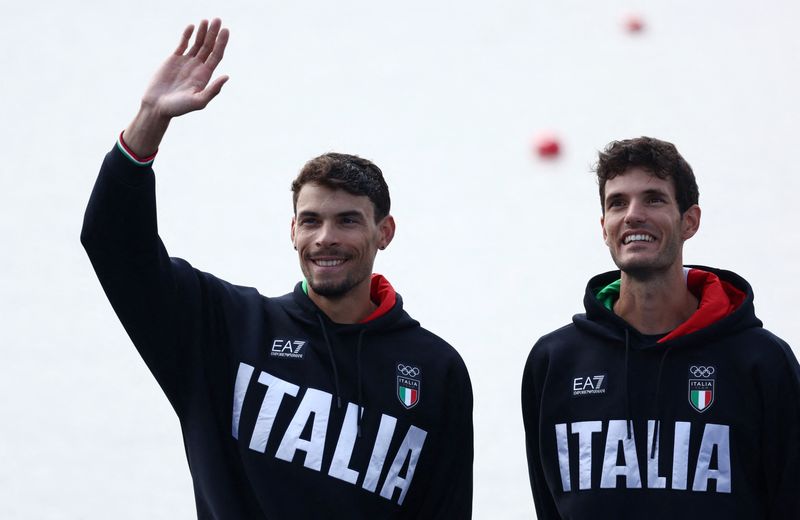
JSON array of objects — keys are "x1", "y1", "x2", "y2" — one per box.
[
  {"x1": 595, "y1": 136, "x2": 699, "y2": 214},
  {"x1": 291, "y1": 153, "x2": 391, "y2": 222}
]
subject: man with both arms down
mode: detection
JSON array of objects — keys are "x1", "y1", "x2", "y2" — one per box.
[
  {"x1": 82, "y1": 19, "x2": 472, "y2": 519},
  {"x1": 522, "y1": 137, "x2": 800, "y2": 519}
]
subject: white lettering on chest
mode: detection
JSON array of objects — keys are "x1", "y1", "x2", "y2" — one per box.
[
  {"x1": 379, "y1": 425, "x2": 428, "y2": 505},
  {"x1": 328, "y1": 402, "x2": 362, "y2": 484},
  {"x1": 231, "y1": 364, "x2": 429, "y2": 505},
  {"x1": 554, "y1": 419, "x2": 731, "y2": 493},
  {"x1": 275, "y1": 388, "x2": 332, "y2": 470},
  {"x1": 600, "y1": 420, "x2": 642, "y2": 489},
  {"x1": 249, "y1": 370, "x2": 300, "y2": 453}
]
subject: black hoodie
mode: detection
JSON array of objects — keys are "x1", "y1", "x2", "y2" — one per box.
[
  {"x1": 522, "y1": 267, "x2": 800, "y2": 519},
  {"x1": 81, "y1": 145, "x2": 473, "y2": 519}
]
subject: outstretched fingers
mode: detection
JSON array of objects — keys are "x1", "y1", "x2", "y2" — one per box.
[
  {"x1": 172, "y1": 18, "x2": 226, "y2": 64},
  {"x1": 186, "y1": 19, "x2": 209, "y2": 57},
  {"x1": 204, "y1": 28, "x2": 229, "y2": 71},
  {"x1": 174, "y1": 24, "x2": 194, "y2": 55},
  {"x1": 196, "y1": 18, "x2": 222, "y2": 62}
]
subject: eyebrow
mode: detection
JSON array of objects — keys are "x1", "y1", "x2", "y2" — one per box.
[
  {"x1": 606, "y1": 188, "x2": 671, "y2": 200},
  {"x1": 297, "y1": 210, "x2": 367, "y2": 219},
  {"x1": 336, "y1": 210, "x2": 366, "y2": 219},
  {"x1": 642, "y1": 189, "x2": 674, "y2": 204}
]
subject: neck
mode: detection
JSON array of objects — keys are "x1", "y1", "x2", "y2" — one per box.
[
  {"x1": 614, "y1": 264, "x2": 699, "y2": 335},
  {"x1": 308, "y1": 278, "x2": 377, "y2": 324}
]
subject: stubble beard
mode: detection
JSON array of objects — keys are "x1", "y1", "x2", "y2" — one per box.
[
  {"x1": 611, "y1": 234, "x2": 682, "y2": 282},
  {"x1": 302, "y1": 260, "x2": 372, "y2": 300},
  {"x1": 309, "y1": 275, "x2": 362, "y2": 299}
]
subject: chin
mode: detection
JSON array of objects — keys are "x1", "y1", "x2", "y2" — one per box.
[
  {"x1": 617, "y1": 259, "x2": 674, "y2": 279},
  {"x1": 308, "y1": 277, "x2": 357, "y2": 299}
]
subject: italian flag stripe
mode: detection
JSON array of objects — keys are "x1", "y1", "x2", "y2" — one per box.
[
  {"x1": 692, "y1": 390, "x2": 711, "y2": 409},
  {"x1": 117, "y1": 131, "x2": 157, "y2": 166},
  {"x1": 400, "y1": 387, "x2": 417, "y2": 406}
]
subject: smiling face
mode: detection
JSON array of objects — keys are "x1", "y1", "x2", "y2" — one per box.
[
  {"x1": 291, "y1": 183, "x2": 395, "y2": 300},
  {"x1": 601, "y1": 167, "x2": 700, "y2": 278}
]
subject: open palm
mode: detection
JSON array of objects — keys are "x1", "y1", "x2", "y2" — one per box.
[{"x1": 142, "y1": 19, "x2": 229, "y2": 117}]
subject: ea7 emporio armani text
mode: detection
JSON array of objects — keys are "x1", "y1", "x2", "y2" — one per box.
[{"x1": 554, "y1": 419, "x2": 730, "y2": 493}]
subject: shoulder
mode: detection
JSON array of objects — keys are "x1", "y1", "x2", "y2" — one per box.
[
  {"x1": 528, "y1": 322, "x2": 581, "y2": 362},
  {"x1": 740, "y1": 327, "x2": 799, "y2": 373},
  {"x1": 712, "y1": 326, "x2": 800, "y2": 396},
  {"x1": 521, "y1": 319, "x2": 614, "y2": 396},
  {"x1": 170, "y1": 258, "x2": 267, "y2": 305},
  {"x1": 381, "y1": 322, "x2": 472, "y2": 390},
  {"x1": 412, "y1": 325, "x2": 469, "y2": 371}
]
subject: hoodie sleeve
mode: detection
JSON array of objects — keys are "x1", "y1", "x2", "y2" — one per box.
[
  {"x1": 80, "y1": 145, "x2": 208, "y2": 412},
  {"x1": 522, "y1": 340, "x2": 562, "y2": 520},
  {"x1": 415, "y1": 356, "x2": 473, "y2": 518},
  {"x1": 760, "y1": 335, "x2": 800, "y2": 519}
]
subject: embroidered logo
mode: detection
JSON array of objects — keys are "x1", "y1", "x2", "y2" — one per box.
[
  {"x1": 269, "y1": 339, "x2": 308, "y2": 360},
  {"x1": 397, "y1": 363, "x2": 421, "y2": 409},
  {"x1": 572, "y1": 373, "x2": 608, "y2": 396},
  {"x1": 688, "y1": 365, "x2": 715, "y2": 413}
]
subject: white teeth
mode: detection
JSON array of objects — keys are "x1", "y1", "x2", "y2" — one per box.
[
  {"x1": 624, "y1": 234, "x2": 654, "y2": 244},
  {"x1": 314, "y1": 259, "x2": 345, "y2": 267}
]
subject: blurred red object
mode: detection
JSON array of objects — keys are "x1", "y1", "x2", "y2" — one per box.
[
  {"x1": 624, "y1": 14, "x2": 645, "y2": 33},
  {"x1": 534, "y1": 133, "x2": 561, "y2": 159}
]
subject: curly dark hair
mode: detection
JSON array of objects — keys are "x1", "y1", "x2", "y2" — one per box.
[
  {"x1": 595, "y1": 137, "x2": 699, "y2": 214},
  {"x1": 291, "y1": 152, "x2": 391, "y2": 222}
]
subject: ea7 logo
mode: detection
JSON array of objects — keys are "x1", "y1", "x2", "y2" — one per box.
[
  {"x1": 572, "y1": 374, "x2": 607, "y2": 396},
  {"x1": 270, "y1": 339, "x2": 307, "y2": 359}
]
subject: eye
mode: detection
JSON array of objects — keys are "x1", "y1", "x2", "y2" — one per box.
[{"x1": 298, "y1": 217, "x2": 319, "y2": 226}]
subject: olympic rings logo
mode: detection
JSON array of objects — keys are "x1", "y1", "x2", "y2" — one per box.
[
  {"x1": 397, "y1": 364, "x2": 420, "y2": 378},
  {"x1": 690, "y1": 366, "x2": 715, "y2": 378}
]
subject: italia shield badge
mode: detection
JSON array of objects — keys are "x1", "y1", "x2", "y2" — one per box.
[
  {"x1": 397, "y1": 363, "x2": 421, "y2": 409},
  {"x1": 688, "y1": 365, "x2": 715, "y2": 413}
]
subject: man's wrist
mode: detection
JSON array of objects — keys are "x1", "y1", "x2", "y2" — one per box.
[
  {"x1": 121, "y1": 106, "x2": 171, "y2": 159},
  {"x1": 117, "y1": 131, "x2": 158, "y2": 166}
]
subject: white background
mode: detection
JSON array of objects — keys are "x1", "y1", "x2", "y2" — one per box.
[{"x1": 2, "y1": 1, "x2": 799, "y2": 518}]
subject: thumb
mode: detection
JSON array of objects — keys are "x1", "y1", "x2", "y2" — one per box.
[{"x1": 196, "y1": 75, "x2": 229, "y2": 108}]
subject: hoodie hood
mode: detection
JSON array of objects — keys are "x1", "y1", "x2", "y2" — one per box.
[
  {"x1": 299, "y1": 274, "x2": 398, "y2": 324},
  {"x1": 575, "y1": 265, "x2": 761, "y2": 348},
  {"x1": 280, "y1": 273, "x2": 418, "y2": 334}
]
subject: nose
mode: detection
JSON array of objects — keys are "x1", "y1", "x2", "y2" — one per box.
[
  {"x1": 624, "y1": 199, "x2": 646, "y2": 225},
  {"x1": 315, "y1": 220, "x2": 340, "y2": 247}
]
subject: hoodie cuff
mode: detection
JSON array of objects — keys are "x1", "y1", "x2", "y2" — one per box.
[{"x1": 116, "y1": 131, "x2": 158, "y2": 166}]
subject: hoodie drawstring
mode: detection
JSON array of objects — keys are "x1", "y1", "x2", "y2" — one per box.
[
  {"x1": 356, "y1": 330, "x2": 366, "y2": 438},
  {"x1": 624, "y1": 326, "x2": 672, "y2": 458},
  {"x1": 316, "y1": 313, "x2": 368, "y2": 438},
  {"x1": 650, "y1": 346, "x2": 672, "y2": 459},
  {"x1": 624, "y1": 328, "x2": 633, "y2": 440},
  {"x1": 317, "y1": 313, "x2": 343, "y2": 410}
]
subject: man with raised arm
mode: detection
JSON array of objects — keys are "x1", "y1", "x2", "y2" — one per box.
[
  {"x1": 521, "y1": 137, "x2": 800, "y2": 519},
  {"x1": 82, "y1": 19, "x2": 472, "y2": 519}
]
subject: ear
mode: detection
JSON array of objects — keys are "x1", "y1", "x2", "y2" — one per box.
[
  {"x1": 377, "y1": 215, "x2": 396, "y2": 250},
  {"x1": 601, "y1": 215, "x2": 609, "y2": 245},
  {"x1": 681, "y1": 205, "x2": 701, "y2": 240},
  {"x1": 290, "y1": 216, "x2": 297, "y2": 248}
]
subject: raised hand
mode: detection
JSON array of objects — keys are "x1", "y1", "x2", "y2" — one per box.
[
  {"x1": 142, "y1": 19, "x2": 230, "y2": 117},
  {"x1": 122, "y1": 19, "x2": 230, "y2": 158}
]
